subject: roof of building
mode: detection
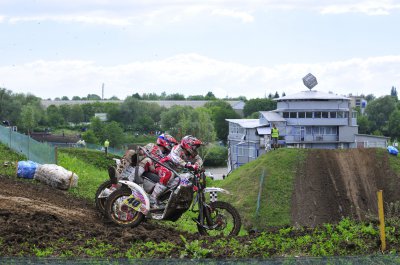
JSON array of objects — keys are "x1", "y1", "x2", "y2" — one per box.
[
  {"x1": 275, "y1": 90, "x2": 349, "y2": 101},
  {"x1": 259, "y1": 111, "x2": 287, "y2": 122},
  {"x1": 226, "y1": 119, "x2": 264, "y2": 128}
]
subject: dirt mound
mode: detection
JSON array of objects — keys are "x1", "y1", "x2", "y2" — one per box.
[{"x1": 291, "y1": 148, "x2": 400, "y2": 227}]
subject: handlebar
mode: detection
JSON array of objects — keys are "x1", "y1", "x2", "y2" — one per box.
[{"x1": 139, "y1": 146, "x2": 180, "y2": 176}]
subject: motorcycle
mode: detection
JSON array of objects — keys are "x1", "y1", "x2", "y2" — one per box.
[
  {"x1": 95, "y1": 152, "x2": 158, "y2": 216},
  {"x1": 104, "y1": 148, "x2": 242, "y2": 236}
]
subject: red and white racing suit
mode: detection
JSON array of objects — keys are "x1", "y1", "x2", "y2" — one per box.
[{"x1": 156, "y1": 144, "x2": 203, "y2": 186}]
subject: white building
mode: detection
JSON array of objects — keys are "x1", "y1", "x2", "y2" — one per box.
[{"x1": 227, "y1": 90, "x2": 389, "y2": 170}]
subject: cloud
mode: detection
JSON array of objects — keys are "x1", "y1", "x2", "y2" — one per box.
[
  {"x1": 1, "y1": 1, "x2": 399, "y2": 27},
  {"x1": 319, "y1": 1, "x2": 400, "y2": 15},
  {"x1": 1, "y1": 54, "x2": 400, "y2": 100},
  {"x1": 8, "y1": 13, "x2": 132, "y2": 26}
]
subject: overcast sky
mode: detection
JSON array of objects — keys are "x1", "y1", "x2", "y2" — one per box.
[{"x1": 1, "y1": 0, "x2": 400, "y2": 100}]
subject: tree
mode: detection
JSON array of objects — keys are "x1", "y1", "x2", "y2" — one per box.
[
  {"x1": 87, "y1": 94, "x2": 101, "y2": 100},
  {"x1": 388, "y1": 110, "x2": 400, "y2": 140},
  {"x1": 205, "y1": 91, "x2": 216, "y2": 100},
  {"x1": 70, "y1": 104, "x2": 84, "y2": 124},
  {"x1": 82, "y1": 129, "x2": 99, "y2": 144},
  {"x1": 45, "y1": 105, "x2": 65, "y2": 127},
  {"x1": 391, "y1": 86, "x2": 398, "y2": 101},
  {"x1": 132, "y1": 93, "x2": 141, "y2": 99},
  {"x1": 19, "y1": 103, "x2": 42, "y2": 133},
  {"x1": 72, "y1": 96, "x2": 81, "y2": 100},
  {"x1": 108, "y1": 96, "x2": 120, "y2": 100},
  {"x1": 103, "y1": 121, "x2": 125, "y2": 147},
  {"x1": 205, "y1": 100, "x2": 240, "y2": 143},
  {"x1": 365, "y1": 95, "x2": 397, "y2": 134},
  {"x1": 165, "y1": 93, "x2": 185, "y2": 100},
  {"x1": 274, "y1": 91, "x2": 279, "y2": 98},
  {"x1": 243, "y1": 98, "x2": 277, "y2": 117},
  {"x1": 90, "y1": 117, "x2": 104, "y2": 140},
  {"x1": 357, "y1": 115, "x2": 371, "y2": 134},
  {"x1": 187, "y1": 95, "x2": 205, "y2": 100},
  {"x1": 61, "y1": 96, "x2": 69, "y2": 100},
  {"x1": 160, "y1": 105, "x2": 216, "y2": 141},
  {"x1": 365, "y1": 94, "x2": 375, "y2": 102}
]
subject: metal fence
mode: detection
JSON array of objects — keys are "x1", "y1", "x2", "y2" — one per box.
[{"x1": 0, "y1": 125, "x2": 56, "y2": 164}]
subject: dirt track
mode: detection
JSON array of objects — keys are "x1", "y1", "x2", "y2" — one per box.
[
  {"x1": 0, "y1": 175, "x2": 197, "y2": 255},
  {"x1": 1, "y1": 148, "x2": 400, "y2": 256},
  {"x1": 292, "y1": 148, "x2": 400, "y2": 227}
]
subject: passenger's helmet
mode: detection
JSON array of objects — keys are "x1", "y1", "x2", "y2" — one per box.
[
  {"x1": 181, "y1": 135, "x2": 202, "y2": 156},
  {"x1": 157, "y1": 133, "x2": 178, "y2": 151}
]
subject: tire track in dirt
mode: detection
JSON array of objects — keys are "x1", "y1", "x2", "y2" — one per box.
[{"x1": 291, "y1": 148, "x2": 400, "y2": 227}]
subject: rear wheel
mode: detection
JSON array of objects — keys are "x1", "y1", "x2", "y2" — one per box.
[
  {"x1": 105, "y1": 187, "x2": 145, "y2": 227},
  {"x1": 197, "y1": 201, "x2": 241, "y2": 236},
  {"x1": 95, "y1": 180, "x2": 113, "y2": 215}
]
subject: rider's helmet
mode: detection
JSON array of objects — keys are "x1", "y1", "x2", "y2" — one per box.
[
  {"x1": 157, "y1": 133, "x2": 178, "y2": 151},
  {"x1": 180, "y1": 135, "x2": 202, "y2": 156}
]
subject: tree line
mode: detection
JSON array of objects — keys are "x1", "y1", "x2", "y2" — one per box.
[{"x1": 6, "y1": 85, "x2": 398, "y2": 146}]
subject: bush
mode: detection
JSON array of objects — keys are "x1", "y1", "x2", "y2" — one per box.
[{"x1": 202, "y1": 144, "x2": 227, "y2": 167}]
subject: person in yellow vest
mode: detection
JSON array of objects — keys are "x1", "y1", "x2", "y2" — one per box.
[
  {"x1": 104, "y1": 139, "x2": 110, "y2": 155},
  {"x1": 271, "y1": 124, "x2": 279, "y2": 150}
]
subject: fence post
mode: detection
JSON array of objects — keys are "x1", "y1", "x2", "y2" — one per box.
[
  {"x1": 377, "y1": 190, "x2": 386, "y2": 252},
  {"x1": 55, "y1": 146, "x2": 58, "y2": 165},
  {"x1": 27, "y1": 135, "x2": 30, "y2": 160},
  {"x1": 9, "y1": 127, "x2": 11, "y2": 148}
]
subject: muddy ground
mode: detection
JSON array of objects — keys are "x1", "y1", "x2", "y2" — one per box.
[
  {"x1": 0, "y1": 174, "x2": 199, "y2": 256},
  {"x1": 292, "y1": 148, "x2": 400, "y2": 227},
  {"x1": 1, "y1": 148, "x2": 400, "y2": 257}
]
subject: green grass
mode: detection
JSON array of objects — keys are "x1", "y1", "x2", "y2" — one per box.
[
  {"x1": 0, "y1": 144, "x2": 26, "y2": 177},
  {"x1": 57, "y1": 149, "x2": 113, "y2": 200},
  {"x1": 216, "y1": 148, "x2": 306, "y2": 230}
]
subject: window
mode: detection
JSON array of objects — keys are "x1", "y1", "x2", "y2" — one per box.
[
  {"x1": 306, "y1": 112, "x2": 313, "y2": 118},
  {"x1": 306, "y1": 127, "x2": 312, "y2": 134},
  {"x1": 330, "y1": 112, "x2": 337, "y2": 118},
  {"x1": 249, "y1": 147, "x2": 256, "y2": 158},
  {"x1": 322, "y1": 112, "x2": 329, "y2": 118},
  {"x1": 298, "y1": 112, "x2": 306, "y2": 118},
  {"x1": 314, "y1": 112, "x2": 321, "y2": 118},
  {"x1": 283, "y1": 112, "x2": 289, "y2": 118},
  {"x1": 337, "y1": 112, "x2": 344, "y2": 118},
  {"x1": 313, "y1": 127, "x2": 320, "y2": 134},
  {"x1": 289, "y1": 112, "x2": 297, "y2": 118},
  {"x1": 352, "y1": 111, "x2": 357, "y2": 118},
  {"x1": 290, "y1": 126, "x2": 300, "y2": 135},
  {"x1": 237, "y1": 146, "x2": 245, "y2": 156}
]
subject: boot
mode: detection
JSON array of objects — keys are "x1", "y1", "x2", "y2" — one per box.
[
  {"x1": 108, "y1": 167, "x2": 118, "y2": 184},
  {"x1": 149, "y1": 183, "x2": 167, "y2": 209}
]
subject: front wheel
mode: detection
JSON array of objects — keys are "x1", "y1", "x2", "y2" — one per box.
[
  {"x1": 105, "y1": 187, "x2": 145, "y2": 227},
  {"x1": 197, "y1": 201, "x2": 241, "y2": 236}
]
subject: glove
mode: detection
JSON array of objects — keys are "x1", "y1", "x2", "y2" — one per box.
[{"x1": 185, "y1": 162, "x2": 199, "y2": 171}]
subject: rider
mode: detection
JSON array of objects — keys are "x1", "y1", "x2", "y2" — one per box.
[
  {"x1": 134, "y1": 133, "x2": 178, "y2": 181},
  {"x1": 149, "y1": 135, "x2": 203, "y2": 208},
  {"x1": 109, "y1": 133, "x2": 178, "y2": 183}
]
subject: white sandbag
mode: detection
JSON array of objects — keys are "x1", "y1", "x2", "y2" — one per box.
[{"x1": 34, "y1": 164, "x2": 78, "y2": 190}]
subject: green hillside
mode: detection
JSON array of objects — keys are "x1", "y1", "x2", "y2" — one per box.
[{"x1": 216, "y1": 148, "x2": 306, "y2": 230}]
